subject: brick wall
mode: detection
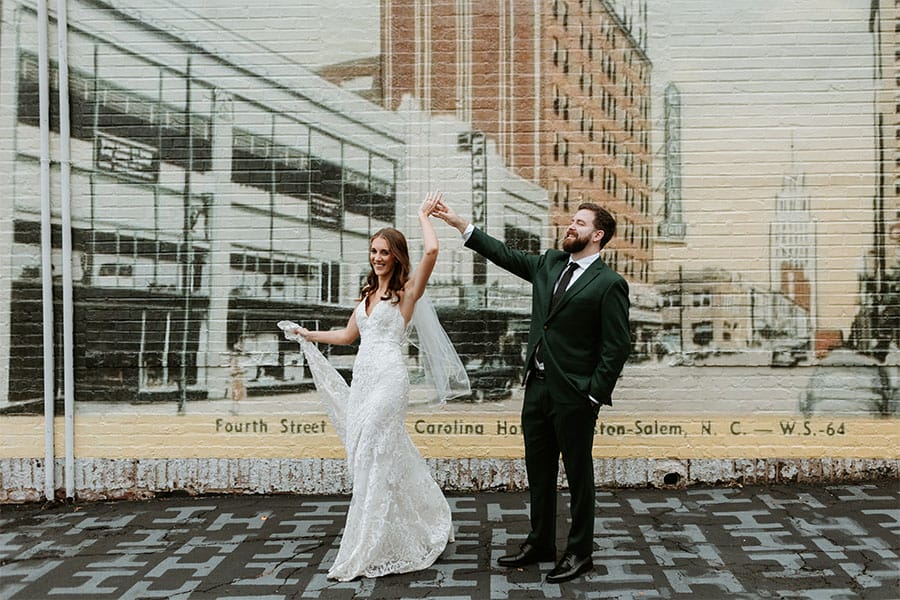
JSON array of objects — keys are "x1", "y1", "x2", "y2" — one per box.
[{"x1": 0, "y1": 0, "x2": 896, "y2": 501}]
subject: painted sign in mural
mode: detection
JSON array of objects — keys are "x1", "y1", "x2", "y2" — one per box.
[{"x1": 0, "y1": 0, "x2": 896, "y2": 491}]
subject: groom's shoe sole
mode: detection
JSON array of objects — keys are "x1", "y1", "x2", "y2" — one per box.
[{"x1": 497, "y1": 544, "x2": 556, "y2": 568}]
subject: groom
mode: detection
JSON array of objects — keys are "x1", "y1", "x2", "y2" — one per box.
[{"x1": 434, "y1": 200, "x2": 631, "y2": 583}]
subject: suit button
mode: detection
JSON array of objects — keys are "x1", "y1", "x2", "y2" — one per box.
[{"x1": 543, "y1": 325, "x2": 548, "y2": 330}]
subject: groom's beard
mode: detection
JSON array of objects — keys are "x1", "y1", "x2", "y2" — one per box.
[{"x1": 562, "y1": 232, "x2": 590, "y2": 253}]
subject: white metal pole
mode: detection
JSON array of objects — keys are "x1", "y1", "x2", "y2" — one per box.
[
  {"x1": 37, "y1": 0, "x2": 56, "y2": 501},
  {"x1": 56, "y1": 0, "x2": 75, "y2": 500}
]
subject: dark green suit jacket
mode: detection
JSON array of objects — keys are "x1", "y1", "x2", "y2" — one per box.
[{"x1": 466, "y1": 227, "x2": 631, "y2": 407}]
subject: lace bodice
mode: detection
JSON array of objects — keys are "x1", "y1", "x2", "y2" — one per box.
[{"x1": 356, "y1": 300, "x2": 407, "y2": 349}]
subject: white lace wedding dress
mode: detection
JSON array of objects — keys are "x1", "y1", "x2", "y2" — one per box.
[{"x1": 293, "y1": 300, "x2": 454, "y2": 581}]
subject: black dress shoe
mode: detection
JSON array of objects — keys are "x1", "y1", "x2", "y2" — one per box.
[
  {"x1": 545, "y1": 552, "x2": 593, "y2": 583},
  {"x1": 497, "y1": 543, "x2": 556, "y2": 568}
]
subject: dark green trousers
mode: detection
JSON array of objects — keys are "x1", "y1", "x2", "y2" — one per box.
[{"x1": 522, "y1": 374, "x2": 598, "y2": 556}]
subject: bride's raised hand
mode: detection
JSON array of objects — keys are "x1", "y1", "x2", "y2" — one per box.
[{"x1": 419, "y1": 190, "x2": 443, "y2": 218}]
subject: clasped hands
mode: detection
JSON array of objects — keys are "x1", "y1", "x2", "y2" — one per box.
[
  {"x1": 421, "y1": 192, "x2": 465, "y2": 230},
  {"x1": 418, "y1": 190, "x2": 444, "y2": 219}
]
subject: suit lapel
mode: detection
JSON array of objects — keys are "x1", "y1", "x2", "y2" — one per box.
[{"x1": 548, "y1": 258, "x2": 604, "y2": 316}]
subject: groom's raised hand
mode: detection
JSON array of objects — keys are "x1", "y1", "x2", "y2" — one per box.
[{"x1": 432, "y1": 198, "x2": 469, "y2": 233}]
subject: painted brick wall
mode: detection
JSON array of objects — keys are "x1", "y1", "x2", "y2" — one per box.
[{"x1": 0, "y1": 0, "x2": 897, "y2": 501}]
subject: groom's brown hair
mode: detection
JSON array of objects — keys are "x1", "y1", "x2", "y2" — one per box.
[{"x1": 578, "y1": 202, "x2": 616, "y2": 249}]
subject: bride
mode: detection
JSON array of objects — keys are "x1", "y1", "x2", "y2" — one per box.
[{"x1": 279, "y1": 191, "x2": 469, "y2": 581}]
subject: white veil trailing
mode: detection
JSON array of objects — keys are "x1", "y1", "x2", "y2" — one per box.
[
  {"x1": 276, "y1": 321, "x2": 350, "y2": 444},
  {"x1": 408, "y1": 294, "x2": 471, "y2": 405}
]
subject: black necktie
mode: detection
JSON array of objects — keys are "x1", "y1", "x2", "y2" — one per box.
[
  {"x1": 549, "y1": 262, "x2": 579, "y2": 311},
  {"x1": 534, "y1": 262, "x2": 579, "y2": 370}
]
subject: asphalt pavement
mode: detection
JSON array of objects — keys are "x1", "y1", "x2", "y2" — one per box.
[{"x1": 1, "y1": 479, "x2": 898, "y2": 599}]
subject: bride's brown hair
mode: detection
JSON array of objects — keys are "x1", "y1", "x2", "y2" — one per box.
[{"x1": 360, "y1": 227, "x2": 411, "y2": 305}]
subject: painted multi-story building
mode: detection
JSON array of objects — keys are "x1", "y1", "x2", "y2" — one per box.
[
  {"x1": 654, "y1": 268, "x2": 756, "y2": 359},
  {"x1": 0, "y1": 0, "x2": 407, "y2": 408},
  {"x1": 768, "y1": 171, "x2": 815, "y2": 359},
  {"x1": 381, "y1": 0, "x2": 653, "y2": 284},
  {"x1": 390, "y1": 98, "x2": 549, "y2": 389}
]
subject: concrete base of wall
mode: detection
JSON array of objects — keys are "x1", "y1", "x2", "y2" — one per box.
[{"x1": 2, "y1": 457, "x2": 898, "y2": 503}]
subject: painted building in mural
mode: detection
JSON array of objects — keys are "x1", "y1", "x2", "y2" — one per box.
[
  {"x1": 769, "y1": 171, "x2": 815, "y2": 361},
  {"x1": 2, "y1": 0, "x2": 401, "y2": 408}
]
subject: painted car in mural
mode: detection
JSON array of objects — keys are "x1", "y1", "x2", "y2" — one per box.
[{"x1": 800, "y1": 349, "x2": 898, "y2": 417}]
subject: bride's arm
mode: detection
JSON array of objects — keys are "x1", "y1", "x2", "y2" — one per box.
[
  {"x1": 401, "y1": 192, "x2": 441, "y2": 320},
  {"x1": 294, "y1": 309, "x2": 360, "y2": 345}
]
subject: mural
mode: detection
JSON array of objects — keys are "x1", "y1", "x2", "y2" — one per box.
[{"x1": 0, "y1": 0, "x2": 896, "y2": 476}]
